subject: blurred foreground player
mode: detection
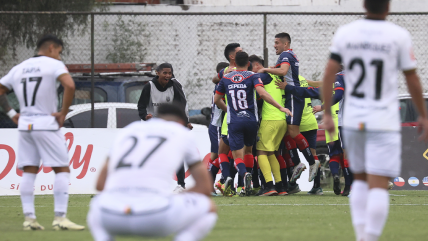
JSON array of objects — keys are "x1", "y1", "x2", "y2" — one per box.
[
  {"x1": 0, "y1": 34, "x2": 84, "y2": 230},
  {"x1": 88, "y1": 104, "x2": 217, "y2": 241},
  {"x1": 322, "y1": 1, "x2": 428, "y2": 240}
]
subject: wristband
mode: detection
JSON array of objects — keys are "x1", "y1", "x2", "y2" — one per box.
[{"x1": 7, "y1": 109, "x2": 17, "y2": 118}]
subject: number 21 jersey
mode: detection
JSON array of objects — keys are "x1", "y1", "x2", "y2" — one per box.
[{"x1": 330, "y1": 19, "x2": 417, "y2": 131}]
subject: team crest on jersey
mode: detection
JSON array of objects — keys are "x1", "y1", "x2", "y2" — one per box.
[
  {"x1": 232, "y1": 75, "x2": 244, "y2": 83},
  {"x1": 166, "y1": 97, "x2": 171, "y2": 102}
]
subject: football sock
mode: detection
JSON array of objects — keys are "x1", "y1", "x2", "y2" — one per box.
[
  {"x1": 252, "y1": 159, "x2": 260, "y2": 188},
  {"x1": 219, "y1": 153, "x2": 230, "y2": 180},
  {"x1": 343, "y1": 167, "x2": 353, "y2": 187},
  {"x1": 365, "y1": 188, "x2": 389, "y2": 240},
  {"x1": 265, "y1": 181, "x2": 274, "y2": 189},
  {"x1": 234, "y1": 158, "x2": 247, "y2": 179},
  {"x1": 244, "y1": 155, "x2": 254, "y2": 174},
  {"x1": 283, "y1": 152, "x2": 294, "y2": 168},
  {"x1": 258, "y1": 169, "x2": 266, "y2": 188},
  {"x1": 284, "y1": 135, "x2": 301, "y2": 166},
  {"x1": 329, "y1": 155, "x2": 341, "y2": 176},
  {"x1": 54, "y1": 172, "x2": 70, "y2": 217},
  {"x1": 175, "y1": 212, "x2": 218, "y2": 241},
  {"x1": 20, "y1": 172, "x2": 37, "y2": 219},
  {"x1": 209, "y1": 164, "x2": 220, "y2": 185},
  {"x1": 293, "y1": 134, "x2": 315, "y2": 165},
  {"x1": 350, "y1": 180, "x2": 369, "y2": 241},
  {"x1": 277, "y1": 155, "x2": 288, "y2": 190},
  {"x1": 268, "y1": 154, "x2": 282, "y2": 183},
  {"x1": 258, "y1": 155, "x2": 273, "y2": 183}
]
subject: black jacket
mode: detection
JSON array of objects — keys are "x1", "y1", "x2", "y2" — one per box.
[{"x1": 137, "y1": 76, "x2": 188, "y2": 121}]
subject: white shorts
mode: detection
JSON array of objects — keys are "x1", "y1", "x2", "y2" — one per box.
[
  {"x1": 17, "y1": 130, "x2": 69, "y2": 170},
  {"x1": 343, "y1": 128, "x2": 401, "y2": 178},
  {"x1": 87, "y1": 191, "x2": 212, "y2": 241}
]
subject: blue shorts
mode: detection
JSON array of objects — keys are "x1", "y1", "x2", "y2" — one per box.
[
  {"x1": 328, "y1": 139, "x2": 343, "y2": 157},
  {"x1": 208, "y1": 124, "x2": 221, "y2": 153},
  {"x1": 228, "y1": 121, "x2": 258, "y2": 151},
  {"x1": 221, "y1": 135, "x2": 230, "y2": 146},
  {"x1": 301, "y1": 129, "x2": 317, "y2": 149},
  {"x1": 338, "y1": 126, "x2": 345, "y2": 149},
  {"x1": 285, "y1": 93, "x2": 304, "y2": 126}
]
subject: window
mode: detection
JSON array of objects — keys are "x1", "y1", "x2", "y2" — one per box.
[
  {"x1": 125, "y1": 85, "x2": 144, "y2": 104},
  {"x1": 58, "y1": 87, "x2": 107, "y2": 109},
  {"x1": 63, "y1": 109, "x2": 108, "y2": 128},
  {"x1": 116, "y1": 108, "x2": 140, "y2": 128}
]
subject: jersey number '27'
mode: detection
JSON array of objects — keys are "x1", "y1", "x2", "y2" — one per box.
[
  {"x1": 229, "y1": 89, "x2": 248, "y2": 110},
  {"x1": 21, "y1": 77, "x2": 42, "y2": 106},
  {"x1": 349, "y1": 58, "x2": 384, "y2": 100},
  {"x1": 116, "y1": 136, "x2": 167, "y2": 169}
]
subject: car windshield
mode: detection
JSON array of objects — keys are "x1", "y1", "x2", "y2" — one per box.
[
  {"x1": 399, "y1": 98, "x2": 428, "y2": 123},
  {"x1": 125, "y1": 85, "x2": 144, "y2": 104},
  {"x1": 63, "y1": 109, "x2": 108, "y2": 128},
  {"x1": 58, "y1": 87, "x2": 107, "y2": 109}
]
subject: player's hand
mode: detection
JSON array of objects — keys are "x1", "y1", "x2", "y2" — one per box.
[
  {"x1": 280, "y1": 107, "x2": 293, "y2": 116},
  {"x1": 275, "y1": 79, "x2": 287, "y2": 89},
  {"x1": 323, "y1": 114, "x2": 336, "y2": 140},
  {"x1": 312, "y1": 105, "x2": 323, "y2": 114},
  {"x1": 11, "y1": 113, "x2": 20, "y2": 124},
  {"x1": 146, "y1": 114, "x2": 153, "y2": 120},
  {"x1": 257, "y1": 68, "x2": 266, "y2": 73},
  {"x1": 417, "y1": 117, "x2": 428, "y2": 142},
  {"x1": 52, "y1": 112, "x2": 66, "y2": 127},
  {"x1": 187, "y1": 123, "x2": 193, "y2": 130}
]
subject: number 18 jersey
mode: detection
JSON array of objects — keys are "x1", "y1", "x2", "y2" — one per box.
[{"x1": 330, "y1": 19, "x2": 417, "y2": 132}]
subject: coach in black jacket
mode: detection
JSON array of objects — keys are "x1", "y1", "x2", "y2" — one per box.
[{"x1": 137, "y1": 63, "x2": 192, "y2": 192}]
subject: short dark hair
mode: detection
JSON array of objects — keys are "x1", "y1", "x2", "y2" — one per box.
[
  {"x1": 157, "y1": 103, "x2": 188, "y2": 123},
  {"x1": 156, "y1": 63, "x2": 173, "y2": 73},
  {"x1": 274, "y1": 32, "x2": 291, "y2": 43},
  {"x1": 36, "y1": 34, "x2": 64, "y2": 50},
  {"x1": 248, "y1": 55, "x2": 264, "y2": 66},
  {"x1": 235, "y1": 52, "x2": 249, "y2": 68},
  {"x1": 224, "y1": 43, "x2": 240, "y2": 61},
  {"x1": 216, "y1": 62, "x2": 229, "y2": 73},
  {"x1": 365, "y1": 0, "x2": 390, "y2": 14}
]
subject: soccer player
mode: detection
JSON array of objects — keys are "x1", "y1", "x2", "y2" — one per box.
[
  {"x1": 88, "y1": 103, "x2": 217, "y2": 241},
  {"x1": 0, "y1": 34, "x2": 84, "y2": 230},
  {"x1": 259, "y1": 33, "x2": 320, "y2": 184},
  {"x1": 214, "y1": 52, "x2": 291, "y2": 196},
  {"x1": 322, "y1": 1, "x2": 428, "y2": 240}
]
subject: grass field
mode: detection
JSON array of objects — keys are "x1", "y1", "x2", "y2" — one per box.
[{"x1": 1, "y1": 191, "x2": 427, "y2": 241}]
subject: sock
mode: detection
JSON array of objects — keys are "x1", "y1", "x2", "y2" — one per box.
[
  {"x1": 343, "y1": 167, "x2": 353, "y2": 187},
  {"x1": 329, "y1": 155, "x2": 341, "y2": 176},
  {"x1": 277, "y1": 155, "x2": 288, "y2": 190},
  {"x1": 175, "y1": 212, "x2": 218, "y2": 241},
  {"x1": 219, "y1": 154, "x2": 230, "y2": 180},
  {"x1": 252, "y1": 159, "x2": 260, "y2": 188},
  {"x1": 283, "y1": 152, "x2": 294, "y2": 168},
  {"x1": 350, "y1": 180, "x2": 369, "y2": 241},
  {"x1": 365, "y1": 188, "x2": 389, "y2": 240},
  {"x1": 258, "y1": 168, "x2": 266, "y2": 188},
  {"x1": 20, "y1": 173, "x2": 37, "y2": 219},
  {"x1": 267, "y1": 155, "x2": 282, "y2": 183},
  {"x1": 244, "y1": 154, "x2": 254, "y2": 174},
  {"x1": 313, "y1": 156, "x2": 321, "y2": 188},
  {"x1": 54, "y1": 172, "x2": 70, "y2": 217},
  {"x1": 293, "y1": 134, "x2": 315, "y2": 165},
  {"x1": 265, "y1": 181, "x2": 274, "y2": 189},
  {"x1": 208, "y1": 164, "x2": 220, "y2": 185},
  {"x1": 284, "y1": 135, "x2": 301, "y2": 165},
  {"x1": 287, "y1": 167, "x2": 293, "y2": 182},
  {"x1": 234, "y1": 158, "x2": 247, "y2": 179},
  {"x1": 258, "y1": 155, "x2": 273, "y2": 183}
]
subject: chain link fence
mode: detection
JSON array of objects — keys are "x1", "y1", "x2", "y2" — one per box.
[{"x1": 1, "y1": 12, "x2": 427, "y2": 128}]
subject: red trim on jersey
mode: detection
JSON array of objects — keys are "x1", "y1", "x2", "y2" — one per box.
[
  {"x1": 255, "y1": 84, "x2": 264, "y2": 88},
  {"x1": 215, "y1": 90, "x2": 224, "y2": 95},
  {"x1": 334, "y1": 87, "x2": 344, "y2": 91},
  {"x1": 281, "y1": 62, "x2": 290, "y2": 66}
]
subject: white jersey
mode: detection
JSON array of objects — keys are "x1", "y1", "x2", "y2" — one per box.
[
  {"x1": 0, "y1": 56, "x2": 69, "y2": 131},
  {"x1": 330, "y1": 19, "x2": 417, "y2": 132},
  {"x1": 104, "y1": 119, "x2": 200, "y2": 195},
  {"x1": 210, "y1": 84, "x2": 223, "y2": 127}
]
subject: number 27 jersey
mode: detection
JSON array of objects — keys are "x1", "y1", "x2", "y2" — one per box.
[
  {"x1": 216, "y1": 70, "x2": 263, "y2": 124},
  {"x1": 330, "y1": 19, "x2": 417, "y2": 131}
]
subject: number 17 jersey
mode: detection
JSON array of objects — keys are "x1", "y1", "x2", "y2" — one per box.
[{"x1": 330, "y1": 19, "x2": 417, "y2": 131}]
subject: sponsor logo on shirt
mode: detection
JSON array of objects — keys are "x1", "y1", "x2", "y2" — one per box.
[
  {"x1": 408, "y1": 177, "x2": 419, "y2": 187},
  {"x1": 237, "y1": 111, "x2": 250, "y2": 118},
  {"x1": 282, "y1": 57, "x2": 289, "y2": 62},
  {"x1": 232, "y1": 75, "x2": 244, "y2": 83}
]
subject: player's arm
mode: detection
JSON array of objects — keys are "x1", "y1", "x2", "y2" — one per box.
[
  {"x1": 186, "y1": 161, "x2": 212, "y2": 197},
  {"x1": 96, "y1": 159, "x2": 108, "y2": 191},
  {"x1": 53, "y1": 73, "x2": 75, "y2": 127},
  {"x1": 275, "y1": 79, "x2": 321, "y2": 98},
  {"x1": 307, "y1": 79, "x2": 323, "y2": 88},
  {"x1": 138, "y1": 83, "x2": 152, "y2": 120},
  {"x1": 259, "y1": 64, "x2": 289, "y2": 76},
  {"x1": 0, "y1": 92, "x2": 19, "y2": 124},
  {"x1": 255, "y1": 85, "x2": 292, "y2": 116},
  {"x1": 0, "y1": 83, "x2": 9, "y2": 95},
  {"x1": 214, "y1": 93, "x2": 227, "y2": 112},
  {"x1": 321, "y1": 58, "x2": 341, "y2": 136}
]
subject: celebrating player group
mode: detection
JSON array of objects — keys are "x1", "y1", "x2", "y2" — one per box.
[{"x1": 1, "y1": 0, "x2": 428, "y2": 241}]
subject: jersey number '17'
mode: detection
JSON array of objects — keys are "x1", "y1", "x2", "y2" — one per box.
[
  {"x1": 228, "y1": 89, "x2": 248, "y2": 110},
  {"x1": 21, "y1": 77, "x2": 43, "y2": 107}
]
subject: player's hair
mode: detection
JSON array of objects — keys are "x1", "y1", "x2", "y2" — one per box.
[
  {"x1": 36, "y1": 34, "x2": 64, "y2": 50},
  {"x1": 235, "y1": 52, "x2": 249, "y2": 68},
  {"x1": 248, "y1": 55, "x2": 264, "y2": 66},
  {"x1": 157, "y1": 103, "x2": 188, "y2": 123},
  {"x1": 274, "y1": 32, "x2": 291, "y2": 44},
  {"x1": 216, "y1": 62, "x2": 229, "y2": 73},
  {"x1": 156, "y1": 63, "x2": 173, "y2": 74},
  {"x1": 224, "y1": 43, "x2": 241, "y2": 61},
  {"x1": 365, "y1": 0, "x2": 390, "y2": 14}
]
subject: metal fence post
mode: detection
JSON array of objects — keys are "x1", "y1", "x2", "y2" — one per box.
[
  {"x1": 263, "y1": 13, "x2": 268, "y2": 68},
  {"x1": 90, "y1": 13, "x2": 95, "y2": 128}
]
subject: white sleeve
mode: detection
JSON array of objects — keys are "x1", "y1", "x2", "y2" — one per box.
[
  {"x1": 0, "y1": 68, "x2": 15, "y2": 90},
  {"x1": 184, "y1": 134, "x2": 201, "y2": 166},
  {"x1": 398, "y1": 30, "x2": 417, "y2": 71},
  {"x1": 54, "y1": 61, "x2": 69, "y2": 79}
]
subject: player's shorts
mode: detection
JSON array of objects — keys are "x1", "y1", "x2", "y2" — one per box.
[
  {"x1": 301, "y1": 129, "x2": 317, "y2": 149},
  {"x1": 343, "y1": 128, "x2": 401, "y2": 178},
  {"x1": 17, "y1": 130, "x2": 68, "y2": 170},
  {"x1": 338, "y1": 126, "x2": 345, "y2": 149},
  {"x1": 228, "y1": 121, "x2": 258, "y2": 151},
  {"x1": 87, "y1": 191, "x2": 212, "y2": 240},
  {"x1": 221, "y1": 134, "x2": 229, "y2": 146},
  {"x1": 256, "y1": 120, "x2": 286, "y2": 152},
  {"x1": 285, "y1": 93, "x2": 304, "y2": 126},
  {"x1": 208, "y1": 124, "x2": 221, "y2": 153},
  {"x1": 327, "y1": 140, "x2": 343, "y2": 157}
]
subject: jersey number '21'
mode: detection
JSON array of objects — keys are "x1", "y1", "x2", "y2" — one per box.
[
  {"x1": 229, "y1": 89, "x2": 248, "y2": 110},
  {"x1": 349, "y1": 58, "x2": 383, "y2": 100},
  {"x1": 116, "y1": 136, "x2": 167, "y2": 169},
  {"x1": 21, "y1": 77, "x2": 42, "y2": 106}
]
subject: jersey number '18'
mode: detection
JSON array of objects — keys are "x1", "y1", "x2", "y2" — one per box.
[{"x1": 229, "y1": 89, "x2": 248, "y2": 110}]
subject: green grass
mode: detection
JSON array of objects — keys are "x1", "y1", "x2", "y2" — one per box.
[{"x1": 1, "y1": 191, "x2": 427, "y2": 241}]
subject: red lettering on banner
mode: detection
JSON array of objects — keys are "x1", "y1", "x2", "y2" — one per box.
[
  {"x1": 0, "y1": 144, "x2": 16, "y2": 180},
  {"x1": 41, "y1": 185, "x2": 46, "y2": 191},
  {"x1": 10, "y1": 184, "x2": 15, "y2": 189},
  {"x1": 48, "y1": 184, "x2": 53, "y2": 190}
]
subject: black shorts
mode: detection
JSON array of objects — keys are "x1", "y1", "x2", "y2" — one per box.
[{"x1": 285, "y1": 93, "x2": 305, "y2": 126}]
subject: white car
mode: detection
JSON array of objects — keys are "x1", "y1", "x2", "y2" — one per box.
[{"x1": 64, "y1": 103, "x2": 140, "y2": 128}]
